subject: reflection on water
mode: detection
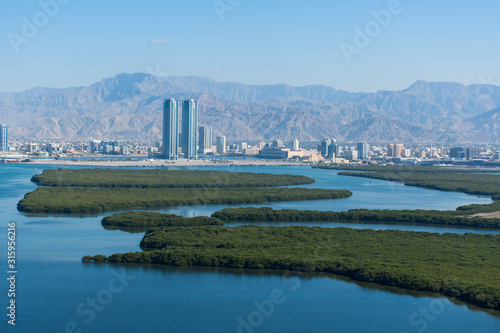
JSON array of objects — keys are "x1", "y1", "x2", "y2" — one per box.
[
  {"x1": 1, "y1": 163, "x2": 500, "y2": 333},
  {"x1": 126, "y1": 263, "x2": 500, "y2": 318}
]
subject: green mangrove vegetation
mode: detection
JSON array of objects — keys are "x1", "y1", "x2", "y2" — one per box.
[
  {"x1": 17, "y1": 187, "x2": 352, "y2": 213},
  {"x1": 211, "y1": 207, "x2": 500, "y2": 229},
  {"x1": 337, "y1": 171, "x2": 500, "y2": 197},
  {"x1": 31, "y1": 168, "x2": 315, "y2": 188},
  {"x1": 82, "y1": 255, "x2": 108, "y2": 262},
  {"x1": 79, "y1": 165, "x2": 500, "y2": 311},
  {"x1": 88, "y1": 225, "x2": 500, "y2": 310},
  {"x1": 102, "y1": 211, "x2": 224, "y2": 228},
  {"x1": 19, "y1": 168, "x2": 352, "y2": 213}
]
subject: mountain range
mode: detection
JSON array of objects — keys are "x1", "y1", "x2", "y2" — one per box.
[{"x1": 1, "y1": 73, "x2": 500, "y2": 144}]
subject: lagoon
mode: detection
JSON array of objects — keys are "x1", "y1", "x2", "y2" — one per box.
[{"x1": 1, "y1": 164, "x2": 499, "y2": 332}]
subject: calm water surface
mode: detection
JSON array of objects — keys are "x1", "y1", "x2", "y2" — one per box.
[{"x1": 1, "y1": 163, "x2": 499, "y2": 333}]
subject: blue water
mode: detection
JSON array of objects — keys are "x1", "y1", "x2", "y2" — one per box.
[{"x1": 1, "y1": 163, "x2": 499, "y2": 333}]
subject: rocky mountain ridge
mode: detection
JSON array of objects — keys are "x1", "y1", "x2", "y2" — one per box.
[{"x1": 1, "y1": 73, "x2": 499, "y2": 143}]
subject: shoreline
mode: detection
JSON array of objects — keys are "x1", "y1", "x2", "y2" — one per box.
[
  {"x1": 92, "y1": 225, "x2": 500, "y2": 311},
  {"x1": 13, "y1": 159, "x2": 313, "y2": 168}
]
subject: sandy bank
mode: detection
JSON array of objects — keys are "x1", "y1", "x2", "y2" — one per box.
[{"x1": 467, "y1": 211, "x2": 500, "y2": 219}]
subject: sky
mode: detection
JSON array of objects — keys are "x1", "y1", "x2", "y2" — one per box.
[{"x1": 1, "y1": 0, "x2": 500, "y2": 93}]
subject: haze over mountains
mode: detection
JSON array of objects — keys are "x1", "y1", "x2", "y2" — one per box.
[{"x1": 1, "y1": 73, "x2": 500, "y2": 144}]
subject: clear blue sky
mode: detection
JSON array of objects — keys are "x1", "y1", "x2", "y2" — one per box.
[{"x1": 1, "y1": 0, "x2": 500, "y2": 93}]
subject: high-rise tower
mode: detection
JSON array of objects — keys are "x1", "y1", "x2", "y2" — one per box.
[
  {"x1": 217, "y1": 136, "x2": 226, "y2": 155},
  {"x1": 356, "y1": 143, "x2": 370, "y2": 159},
  {"x1": 181, "y1": 99, "x2": 198, "y2": 159},
  {"x1": 199, "y1": 126, "x2": 212, "y2": 154},
  {"x1": 320, "y1": 139, "x2": 331, "y2": 157},
  {"x1": 163, "y1": 99, "x2": 179, "y2": 160},
  {"x1": 0, "y1": 125, "x2": 7, "y2": 152}
]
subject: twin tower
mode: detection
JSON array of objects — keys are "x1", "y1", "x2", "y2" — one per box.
[{"x1": 163, "y1": 99, "x2": 198, "y2": 160}]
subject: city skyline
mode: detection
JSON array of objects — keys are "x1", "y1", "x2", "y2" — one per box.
[{"x1": 1, "y1": 129, "x2": 496, "y2": 166}]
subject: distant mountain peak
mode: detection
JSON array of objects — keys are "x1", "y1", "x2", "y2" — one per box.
[
  {"x1": 1, "y1": 73, "x2": 500, "y2": 143},
  {"x1": 405, "y1": 80, "x2": 467, "y2": 92}
]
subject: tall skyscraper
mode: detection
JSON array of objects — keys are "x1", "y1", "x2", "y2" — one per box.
[
  {"x1": 347, "y1": 150, "x2": 358, "y2": 161},
  {"x1": 465, "y1": 147, "x2": 480, "y2": 160},
  {"x1": 293, "y1": 139, "x2": 300, "y2": 151},
  {"x1": 450, "y1": 147, "x2": 466, "y2": 159},
  {"x1": 217, "y1": 136, "x2": 226, "y2": 155},
  {"x1": 181, "y1": 99, "x2": 198, "y2": 159},
  {"x1": 0, "y1": 125, "x2": 8, "y2": 152},
  {"x1": 356, "y1": 143, "x2": 370, "y2": 159},
  {"x1": 89, "y1": 140, "x2": 101, "y2": 154},
  {"x1": 272, "y1": 140, "x2": 284, "y2": 148},
  {"x1": 328, "y1": 142, "x2": 339, "y2": 159},
  {"x1": 387, "y1": 143, "x2": 404, "y2": 158},
  {"x1": 163, "y1": 99, "x2": 179, "y2": 160},
  {"x1": 387, "y1": 144, "x2": 393, "y2": 157},
  {"x1": 394, "y1": 144, "x2": 404, "y2": 158},
  {"x1": 320, "y1": 139, "x2": 331, "y2": 156},
  {"x1": 198, "y1": 126, "x2": 212, "y2": 154}
]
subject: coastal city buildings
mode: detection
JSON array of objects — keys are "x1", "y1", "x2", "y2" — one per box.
[
  {"x1": 1, "y1": 99, "x2": 499, "y2": 166},
  {"x1": 320, "y1": 139, "x2": 340, "y2": 159},
  {"x1": 3, "y1": 135, "x2": 500, "y2": 168},
  {"x1": 450, "y1": 147, "x2": 480, "y2": 160}
]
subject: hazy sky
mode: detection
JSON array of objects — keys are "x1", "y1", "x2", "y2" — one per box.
[{"x1": 1, "y1": 0, "x2": 500, "y2": 92}]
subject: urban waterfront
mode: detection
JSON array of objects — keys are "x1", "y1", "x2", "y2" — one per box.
[{"x1": 1, "y1": 163, "x2": 500, "y2": 332}]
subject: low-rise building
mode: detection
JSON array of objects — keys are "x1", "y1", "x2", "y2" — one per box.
[{"x1": 259, "y1": 148, "x2": 289, "y2": 159}]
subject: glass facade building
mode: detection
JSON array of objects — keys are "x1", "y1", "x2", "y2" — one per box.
[
  {"x1": 163, "y1": 99, "x2": 179, "y2": 160},
  {"x1": 217, "y1": 136, "x2": 226, "y2": 155},
  {"x1": 0, "y1": 125, "x2": 7, "y2": 152},
  {"x1": 181, "y1": 99, "x2": 198, "y2": 159},
  {"x1": 199, "y1": 126, "x2": 212, "y2": 154},
  {"x1": 357, "y1": 143, "x2": 370, "y2": 159}
]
